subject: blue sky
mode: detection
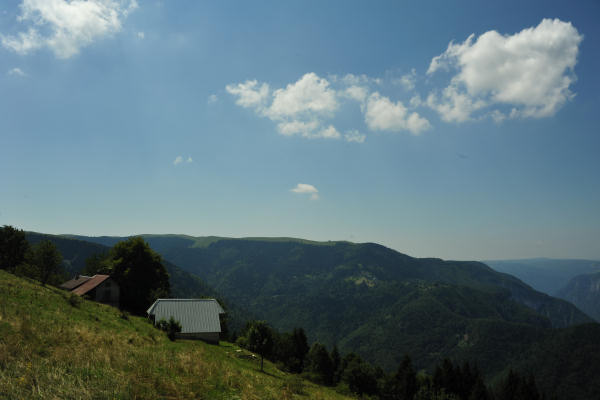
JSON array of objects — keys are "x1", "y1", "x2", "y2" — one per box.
[{"x1": 1, "y1": 0, "x2": 599, "y2": 260}]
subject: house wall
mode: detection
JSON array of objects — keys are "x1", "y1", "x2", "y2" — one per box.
[
  {"x1": 92, "y1": 279, "x2": 120, "y2": 307},
  {"x1": 176, "y1": 332, "x2": 220, "y2": 344}
]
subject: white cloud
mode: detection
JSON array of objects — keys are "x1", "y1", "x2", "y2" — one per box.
[
  {"x1": 228, "y1": 73, "x2": 343, "y2": 140},
  {"x1": 365, "y1": 92, "x2": 430, "y2": 135},
  {"x1": 396, "y1": 68, "x2": 417, "y2": 91},
  {"x1": 225, "y1": 80, "x2": 270, "y2": 109},
  {"x1": 291, "y1": 183, "x2": 319, "y2": 200},
  {"x1": 7, "y1": 67, "x2": 26, "y2": 76},
  {"x1": 1, "y1": 0, "x2": 138, "y2": 59},
  {"x1": 342, "y1": 85, "x2": 368, "y2": 103},
  {"x1": 267, "y1": 72, "x2": 338, "y2": 119},
  {"x1": 318, "y1": 125, "x2": 341, "y2": 139},
  {"x1": 207, "y1": 94, "x2": 218, "y2": 104},
  {"x1": 427, "y1": 18, "x2": 583, "y2": 120},
  {"x1": 136, "y1": 31, "x2": 144, "y2": 39},
  {"x1": 344, "y1": 130, "x2": 366, "y2": 143},
  {"x1": 426, "y1": 85, "x2": 486, "y2": 123},
  {"x1": 186, "y1": 156, "x2": 193, "y2": 163}
]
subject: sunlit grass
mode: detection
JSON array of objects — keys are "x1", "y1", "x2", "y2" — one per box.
[{"x1": 0, "y1": 270, "x2": 349, "y2": 400}]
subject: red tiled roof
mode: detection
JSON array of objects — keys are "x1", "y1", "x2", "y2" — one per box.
[
  {"x1": 60, "y1": 275, "x2": 91, "y2": 290},
  {"x1": 71, "y1": 275, "x2": 111, "y2": 296}
]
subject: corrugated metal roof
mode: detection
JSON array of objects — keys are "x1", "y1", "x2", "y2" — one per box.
[
  {"x1": 60, "y1": 275, "x2": 92, "y2": 290},
  {"x1": 146, "y1": 299, "x2": 225, "y2": 334},
  {"x1": 71, "y1": 275, "x2": 111, "y2": 296}
]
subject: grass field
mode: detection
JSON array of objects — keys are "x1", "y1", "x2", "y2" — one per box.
[{"x1": 0, "y1": 270, "x2": 351, "y2": 400}]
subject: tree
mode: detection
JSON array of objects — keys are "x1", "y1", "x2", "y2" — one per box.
[
  {"x1": 341, "y1": 356, "x2": 378, "y2": 396},
  {"x1": 0, "y1": 225, "x2": 29, "y2": 272},
  {"x1": 381, "y1": 355, "x2": 418, "y2": 400},
  {"x1": 30, "y1": 240, "x2": 63, "y2": 285},
  {"x1": 104, "y1": 237, "x2": 170, "y2": 314},
  {"x1": 246, "y1": 320, "x2": 274, "y2": 372},
  {"x1": 273, "y1": 327, "x2": 309, "y2": 373},
  {"x1": 306, "y1": 343, "x2": 334, "y2": 385},
  {"x1": 330, "y1": 345, "x2": 341, "y2": 384}
]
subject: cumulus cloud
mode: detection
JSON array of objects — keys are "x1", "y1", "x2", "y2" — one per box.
[
  {"x1": 8, "y1": 67, "x2": 26, "y2": 76},
  {"x1": 365, "y1": 92, "x2": 431, "y2": 135},
  {"x1": 227, "y1": 72, "x2": 431, "y2": 141},
  {"x1": 136, "y1": 31, "x2": 144, "y2": 39},
  {"x1": 1, "y1": 0, "x2": 138, "y2": 59},
  {"x1": 427, "y1": 18, "x2": 583, "y2": 120},
  {"x1": 227, "y1": 21, "x2": 581, "y2": 141},
  {"x1": 186, "y1": 156, "x2": 193, "y2": 163},
  {"x1": 268, "y1": 72, "x2": 338, "y2": 119},
  {"x1": 291, "y1": 183, "x2": 319, "y2": 200},
  {"x1": 228, "y1": 73, "x2": 343, "y2": 140},
  {"x1": 207, "y1": 94, "x2": 218, "y2": 104},
  {"x1": 225, "y1": 80, "x2": 270, "y2": 109},
  {"x1": 344, "y1": 130, "x2": 366, "y2": 143}
]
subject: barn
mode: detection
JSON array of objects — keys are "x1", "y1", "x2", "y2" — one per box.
[
  {"x1": 60, "y1": 274, "x2": 120, "y2": 307},
  {"x1": 146, "y1": 299, "x2": 225, "y2": 343}
]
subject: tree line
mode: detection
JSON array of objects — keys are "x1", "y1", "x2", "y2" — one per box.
[
  {"x1": 0, "y1": 226, "x2": 170, "y2": 315},
  {"x1": 234, "y1": 320, "x2": 548, "y2": 399},
  {"x1": 0, "y1": 225, "x2": 65, "y2": 285}
]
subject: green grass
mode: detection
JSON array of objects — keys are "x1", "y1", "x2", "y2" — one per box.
[{"x1": 0, "y1": 270, "x2": 350, "y2": 400}]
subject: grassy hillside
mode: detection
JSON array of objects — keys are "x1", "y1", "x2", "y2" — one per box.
[
  {"x1": 0, "y1": 270, "x2": 350, "y2": 400},
  {"x1": 25, "y1": 232, "x2": 251, "y2": 333}
]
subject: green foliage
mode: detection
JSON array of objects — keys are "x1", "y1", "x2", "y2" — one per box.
[
  {"x1": 0, "y1": 225, "x2": 29, "y2": 272},
  {"x1": 493, "y1": 370, "x2": 541, "y2": 400},
  {"x1": 305, "y1": 343, "x2": 335, "y2": 385},
  {"x1": 4, "y1": 232, "x2": 66, "y2": 286},
  {"x1": 156, "y1": 317, "x2": 182, "y2": 341},
  {"x1": 245, "y1": 320, "x2": 274, "y2": 371},
  {"x1": 106, "y1": 237, "x2": 170, "y2": 314},
  {"x1": 340, "y1": 353, "x2": 378, "y2": 396},
  {"x1": 273, "y1": 327, "x2": 309, "y2": 373},
  {"x1": 67, "y1": 293, "x2": 82, "y2": 308},
  {"x1": 380, "y1": 355, "x2": 418, "y2": 400},
  {"x1": 29, "y1": 240, "x2": 64, "y2": 285}
]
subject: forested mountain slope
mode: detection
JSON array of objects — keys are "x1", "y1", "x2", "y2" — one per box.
[{"x1": 68, "y1": 234, "x2": 591, "y2": 373}]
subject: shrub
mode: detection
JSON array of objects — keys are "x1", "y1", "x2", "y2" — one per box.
[
  {"x1": 155, "y1": 317, "x2": 182, "y2": 341},
  {"x1": 67, "y1": 293, "x2": 82, "y2": 308}
]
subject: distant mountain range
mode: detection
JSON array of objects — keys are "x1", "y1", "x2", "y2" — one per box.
[
  {"x1": 485, "y1": 258, "x2": 600, "y2": 295},
  {"x1": 24, "y1": 232, "x2": 600, "y2": 398},
  {"x1": 556, "y1": 271, "x2": 600, "y2": 321}
]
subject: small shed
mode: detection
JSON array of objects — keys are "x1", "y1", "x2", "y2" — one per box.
[
  {"x1": 146, "y1": 299, "x2": 225, "y2": 343},
  {"x1": 60, "y1": 274, "x2": 120, "y2": 307}
]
